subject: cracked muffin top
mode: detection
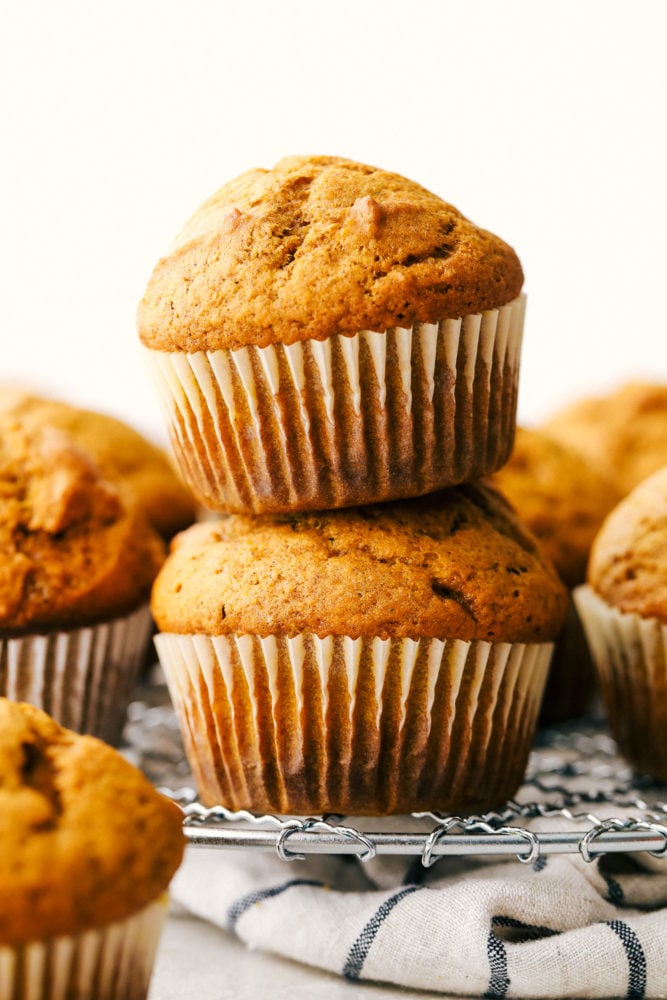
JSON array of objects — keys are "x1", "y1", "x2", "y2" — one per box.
[
  {"x1": 0, "y1": 698, "x2": 185, "y2": 944},
  {"x1": 0, "y1": 388, "x2": 196, "y2": 540},
  {"x1": 138, "y1": 155, "x2": 524, "y2": 352},
  {"x1": 587, "y1": 465, "x2": 667, "y2": 623},
  {"x1": 489, "y1": 427, "x2": 621, "y2": 588},
  {"x1": 152, "y1": 483, "x2": 568, "y2": 643},
  {"x1": 0, "y1": 417, "x2": 166, "y2": 634}
]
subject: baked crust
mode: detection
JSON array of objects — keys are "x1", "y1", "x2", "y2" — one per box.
[
  {"x1": 152, "y1": 483, "x2": 568, "y2": 643},
  {"x1": 0, "y1": 699, "x2": 184, "y2": 945},
  {"x1": 489, "y1": 426, "x2": 620, "y2": 588},
  {"x1": 587, "y1": 465, "x2": 667, "y2": 622},
  {"x1": 138, "y1": 155, "x2": 524, "y2": 351},
  {"x1": 0, "y1": 389, "x2": 196, "y2": 539},
  {"x1": 542, "y1": 381, "x2": 667, "y2": 497},
  {"x1": 0, "y1": 418, "x2": 166, "y2": 633}
]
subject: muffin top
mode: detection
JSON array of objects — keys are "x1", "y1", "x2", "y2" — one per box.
[
  {"x1": 0, "y1": 699, "x2": 185, "y2": 945},
  {"x1": 0, "y1": 389, "x2": 196, "y2": 539},
  {"x1": 0, "y1": 417, "x2": 166, "y2": 634},
  {"x1": 489, "y1": 427, "x2": 620, "y2": 588},
  {"x1": 138, "y1": 155, "x2": 524, "y2": 352},
  {"x1": 542, "y1": 381, "x2": 667, "y2": 497},
  {"x1": 587, "y1": 465, "x2": 667, "y2": 623},
  {"x1": 152, "y1": 483, "x2": 568, "y2": 644}
]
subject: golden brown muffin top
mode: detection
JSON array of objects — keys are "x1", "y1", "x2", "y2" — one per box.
[
  {"x1": 0, "y1": 699, "x2": 184, "y2": 945},
  {"x1": 152, "y1": 484, "x2": 568, "y2": 644},
  {"x1": 542, "y1": 382, "x2": 667, "y2": 497},
  {"x1": 0, "y1": 418, "x2": 166, "y2": 634},
  {"x1": 0, "y1": 389, "x2": 196, "y2": 539},
  {"x1": 138, "y1": 155, "x2": 524, "y2": 352},
  {"x1": 587, "y1": 465, "x2": 667, "y2": 623},
  {"x1": 489, "y1": 427, "x2": 621, "y2": 588}
]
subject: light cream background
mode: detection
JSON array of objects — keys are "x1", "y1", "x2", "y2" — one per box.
[{"x1": 3, "y1": 0, "x2": 666, "y2": 446}]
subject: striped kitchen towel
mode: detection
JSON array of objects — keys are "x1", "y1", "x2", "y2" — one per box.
[{"x1": 171, "y1": 810, "x2": 667, "y2": 999}]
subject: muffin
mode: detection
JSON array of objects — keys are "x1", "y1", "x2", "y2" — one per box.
[
  {"x1": 489, "y1": 426, "x2": 621, "y2": 722},
  {"x1": 152, "y1": 483, "x2": 568, "y2": 815},
  {"x1": 0, "y1": 698, "x2": 184, "y2": 1000},
  {"x1": 542, "y1": 381, "x2": 667, "y2": 497},
  {"x1": 0, "y1": 387, "x2": 197, "y2": 539},
  {"x1": 138, "y1": 155, "x2": 526, "y2": 515},
  {"x1": 574, "y1": 466, "x2": 667, "y2": 778},
  {"x1": 0, "y1": 416, "x2": 166, "y2": 743}
]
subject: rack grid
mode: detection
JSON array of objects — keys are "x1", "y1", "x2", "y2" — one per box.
[{"x1": 123, "y1": 676, "x2": 667, "y2": 867}]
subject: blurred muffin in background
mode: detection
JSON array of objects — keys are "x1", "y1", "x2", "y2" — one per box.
[
  {"x1": 542, "y1": 381, "x2": 667, "y2": 497},
  {"x1": 0, "y1": 387, "x2": 196, "y2": 539},
  {"x1": 490, "y1": 426, "x2": 620, "y2": 723},
  {"x1": 0, "y1": 698, "x2": 184, "y2": 1000},
  {"x1": 152, "y1": 483, "x2": 568, "y2": 816},
  {"x1": 0, "y1": 416, "x2": 166, "y2": 743}
]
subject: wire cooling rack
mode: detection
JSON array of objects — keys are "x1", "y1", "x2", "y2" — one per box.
[{"x1": 122, "y1": 670, "x2": 667, "y2": 867}]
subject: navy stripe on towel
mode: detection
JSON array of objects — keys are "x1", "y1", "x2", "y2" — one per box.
[
  {"x1": 227, "y1": 878, "x2": 324, "y2": 930},
  {"x1": 343, "y1": 886, "x2": 422, "y2": 981},
  {"x1": 603, "y1": 873, "x2": 625, "y2": 906},
  {"x1": 483, "y1": 916, "x2": 561, "y2": 1000},
  {"x1": 483, "y1": 924, "x2": 509, "y2": 1000},
  {"x1": 606, "y1": 920, "x2": 647, "y2": 1000}
]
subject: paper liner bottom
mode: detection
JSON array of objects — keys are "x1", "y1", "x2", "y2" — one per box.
[
  {"x1": 0, "y1": 605, "x2": 154, "y2": 745},
  {"x1": 574, "y1": 585, "x2": 667, "y2": 779},
  {"x1": 0, "y1": 897, "x2": 166, "y2": 1000},
  {"x1": 156, "y1": 632, "x2": 552, "y2": 816}
]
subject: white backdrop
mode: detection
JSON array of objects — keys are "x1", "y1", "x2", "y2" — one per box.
[{"x1": 2, "y1": 0, "x2": 666, "y2": 444}]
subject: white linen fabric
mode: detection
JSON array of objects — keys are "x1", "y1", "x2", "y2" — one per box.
[{"x1": 171, "y1": 809, "x2": 667, "y2": 999}]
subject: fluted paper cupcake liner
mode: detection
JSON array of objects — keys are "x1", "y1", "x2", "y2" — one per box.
[
  {"x1": 574, "y1": 585, "x2": 667, "y2": 779},
  {"x1": 155, "y1": 631, "x2": 551, "y2": 816},
  {"x1": 0, "y1": 897, "x2": 166, "y2": 1000},
  {"x1": 0, "y1": 605, "x2": 154, "y2": 745},
  {"x1": 146, "y1": 295, "x2": 526, "y2": 514}
]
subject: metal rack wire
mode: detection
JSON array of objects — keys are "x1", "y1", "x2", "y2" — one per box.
[{"x1": 123, "y1": 675, "x2": 667, "y2": 867}]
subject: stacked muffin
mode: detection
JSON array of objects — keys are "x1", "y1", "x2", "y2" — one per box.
[{"x1": 139, "y1": 156, "x2": 568, "y2": 815}]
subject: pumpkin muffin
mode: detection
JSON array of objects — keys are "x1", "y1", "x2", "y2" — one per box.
[
  {"x1": 490, "y1": 426, "x2": 620, "y2": 722},
  {"x1": 0, "y1": 416, "x2": 166, "y2": 743},
  {"x1": 152, "y1": 483, "x2": 568, "y2": 816},
  {"x1": 574, "y1": 466, "x2": 667, "y2": 779},
  {"x1": 138, "y1": 155, "x2": 526, "y2": 514},
  {"x1": 0, "y1": 698, "x2": 184, "y2": 999},
  {"x1": 0, "y1": 387, "x2": 196, "y2": 539},
  {"x1": 542, "y1": 381, "x2": 667, "y2": 497}
]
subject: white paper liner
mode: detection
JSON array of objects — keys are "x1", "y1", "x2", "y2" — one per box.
[
  {"x1": 155, "y1": 630, "x2": 551, "y2": 815},
  {"x1": 0, "y1": 897, "x2": 166, "y2": 1000},
  {"x1": 145, "y1": 295, "x2": 526, "y2": 513},
  {"x1": 574, "y1": 585, "x2": 667, "y2": 778},
  {"x1": 0, "y1": 605, "x2": 154, "y2": 745}
]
